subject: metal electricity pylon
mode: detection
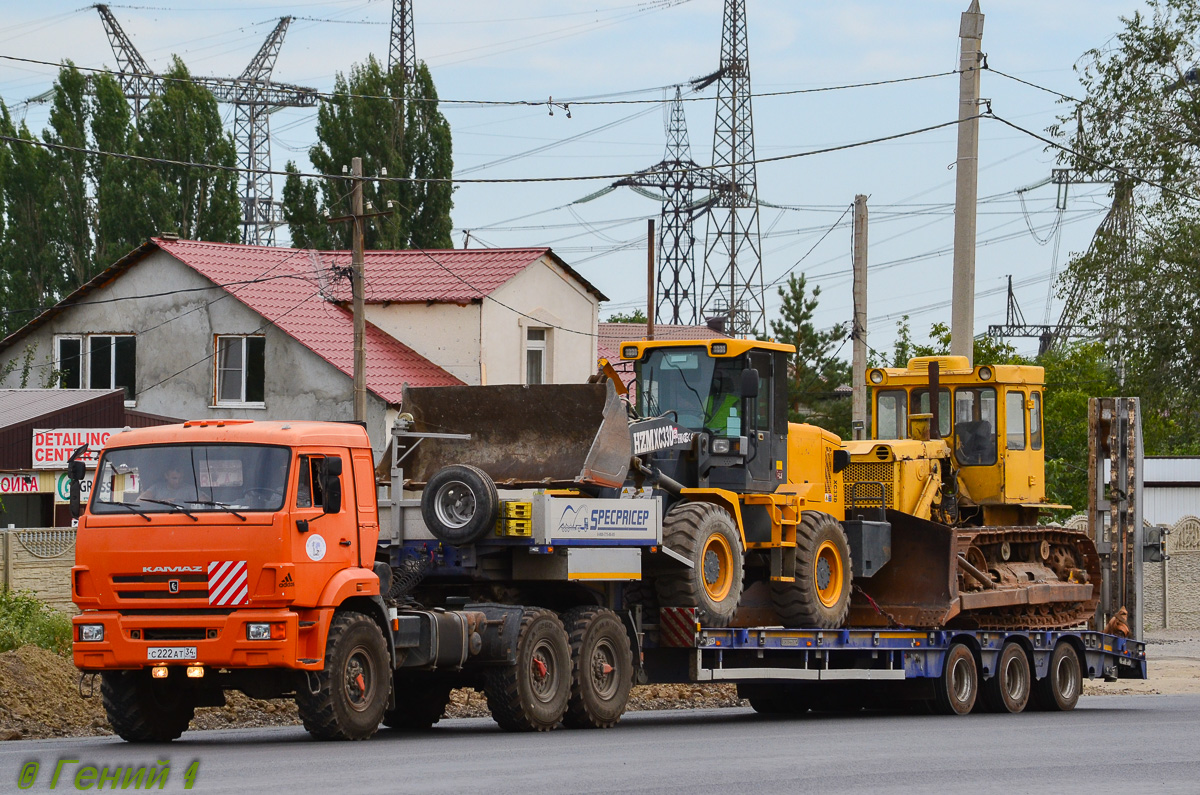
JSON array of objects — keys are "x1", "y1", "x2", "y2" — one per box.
[
  {"x1": 94, "y1": 5, "x2": 318, "y2": 246},
  {"x1": 700, "y1": 0, "x2": 764, "y2": 336},
  {"x1": 389, "y1": 0, "x2": 417, "y2": 81},
  {"x1": 613, "y1": 86, "x2": 719, "y2": 324}
]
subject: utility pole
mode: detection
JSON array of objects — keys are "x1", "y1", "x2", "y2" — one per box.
[
  {"x1": 647, "y1": 219, "x2": 656, "y2": 341},
  {"x1": 851, "y1": 195, "x2": 868, "y2": 440},
  {"x1": 951, "y1": 0, "x2": 984, "y2": 365},
  {"x1": 350, "y1": 158, "x2": 368, "y2": 424}
]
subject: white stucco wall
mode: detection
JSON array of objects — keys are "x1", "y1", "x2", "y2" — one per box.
[
  {"x1": 481, "y1": 255, "x2": 599, "y2": 385},
  {"x1": 364, "y1": 302, "x2": 483, "y2": 385}
]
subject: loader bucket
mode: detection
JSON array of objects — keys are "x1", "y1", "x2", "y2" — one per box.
[
  {"x1": 399, "y1": 381, "x2": 631, "y2": 489},
  {"x1": 847, "y1": 509, "x2": 960, "y2": 629}
]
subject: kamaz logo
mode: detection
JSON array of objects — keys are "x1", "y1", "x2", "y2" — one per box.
[{"x1": 143, "y1": 566, "x2": 202, "y2": 573}]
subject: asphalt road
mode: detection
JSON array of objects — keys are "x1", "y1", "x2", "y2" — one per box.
[{"x1": 4, "y1": 695, "x2": 1199, "y2": 794}]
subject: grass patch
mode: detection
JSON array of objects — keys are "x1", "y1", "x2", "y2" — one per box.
[{"x1": 0, "y1": 589, "x2": 72, "y2": 655}]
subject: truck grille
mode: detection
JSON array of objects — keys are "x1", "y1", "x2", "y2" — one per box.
[
  {"x1": 112, "y1": 573, "x2": 209, "y2": 601},
  {"x1": 844, "y1": 462, "x2": 895, "y2": 510}
]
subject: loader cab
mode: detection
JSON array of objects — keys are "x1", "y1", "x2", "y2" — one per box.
[
  {"x1": 620, "y1": 339, "x2": 792, "y2": 493},
  {"x1": 864, "y1": 356, "x2": 1046, "y2": 517}
]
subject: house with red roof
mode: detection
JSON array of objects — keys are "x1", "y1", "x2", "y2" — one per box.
[{"x1": 0, "y1": 238, "x2": 605, "y2": 456}]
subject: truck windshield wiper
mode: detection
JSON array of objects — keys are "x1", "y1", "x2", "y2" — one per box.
[
  {"x1": 104, "y1": 501, "x2": 152, "y2": 521},
  {"x1": 139, "y1": 499, "x2": 199, "y2": 521},
  {"x1": 192, "y1": 500, "x2": 246, "y2": 520}
]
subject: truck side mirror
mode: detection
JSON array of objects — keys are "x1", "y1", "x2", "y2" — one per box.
[
  {"x1": 67, "y1": 455, "x2": 86, "y2": 519},
  {"x1": 740, "y1": 368, "x2": 759, "y2": 399},
  {"x1": 321, "y1": 457, "x2": 343, "y2": 515}
]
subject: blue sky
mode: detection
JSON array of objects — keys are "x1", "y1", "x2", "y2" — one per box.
[{"x1": 0, "y1": 1, "x2": 1147, "y2": 358}]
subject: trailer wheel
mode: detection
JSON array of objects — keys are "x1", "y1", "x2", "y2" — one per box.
[
  {"x1": 738, "y1": 682, "x2": 808, "y2": 715},
  {"x1": 932, "y1": 641, "x2": 978, "y2": 715},
  {"x1": 655, "y1": 502, "x2": 744, "y2": 626},
  {"x1": 297, "y1": 611, "x2": 389, "y2": 741},
  {"x1": 484, "y1": 607, "x2": 571, "y2": 731},
  {"x1": 100, "y1": 670, "x2": 195, "y2": 742},
  {"x1": 1031, "y1": 642, "x2": 1081, "y2": 712},
  {"x1": 981, "y1": 642, "x2": 1031, "y2": 713},
  {"x1": 562, "y1": 607, "x2": 633, "y2": 729},
  {"x1": 381, "y1": 674, "x2": 454, "y2": 730},
  {"x1": 769, "y1": 511, "x2": 851, "y2": 628},
  {"x1": 421, "y1": 464, "x2": 499, "y2": 545}
]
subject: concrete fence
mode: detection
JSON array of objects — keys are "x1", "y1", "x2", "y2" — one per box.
[{"x1": 1, "y1": 527, "x2": 76, "y2": 614}]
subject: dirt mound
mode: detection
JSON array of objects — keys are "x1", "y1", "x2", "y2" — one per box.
[{"x1": 0, "y1": 646, "x2": 108, "y2": 740}]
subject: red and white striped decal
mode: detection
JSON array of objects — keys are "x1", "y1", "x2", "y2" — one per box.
[
  {"x1": 659, "y1": 607, "x2": 698, "y2": 648},
  {"x1": 208, "y1": 561, "x2": 249, "y2": 606}
]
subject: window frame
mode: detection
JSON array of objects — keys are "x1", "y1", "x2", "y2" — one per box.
[
  {"x1": 1005, "y1": 389, "x2": 1027, "y2": 452},
  {"x1": 53, "y1": 333, "x2": 136, "y2": 403},
  {"x1": 213, "y1": 335, "x2": 267, "y2": 407},
  {"x1": 1030, "y1": 391, "x2": 1043, "y2": 451},
  {"x1": 524, "y1": 327, "x2": 547, "y2": 385},
  {"x1": 55, "y1": 335, "x2": 84, "y2": 390}
]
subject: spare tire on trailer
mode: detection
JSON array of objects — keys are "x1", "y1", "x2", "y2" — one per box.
[{"x1": 420, "y1": 464, "x2": 499, "y2": 545}]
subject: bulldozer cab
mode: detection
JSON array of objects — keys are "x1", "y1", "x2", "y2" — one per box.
[
  {"x1": 619, "y1": 339, "x2": 792, "y2": 493},
  {"x1": 865, "y1": 355, "x2": 1046, "y2": 513}
]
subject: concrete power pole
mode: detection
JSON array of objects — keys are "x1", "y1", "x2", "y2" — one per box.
[
  {"x1": 951, "y1": 0, "x2": 984, "y2": 365},
  {"x1": 851, "y1": 195, "x2": 868, "y2": 440},
  {"x1": 351, "y1": 158, "x2": 367, "y2": 424}
]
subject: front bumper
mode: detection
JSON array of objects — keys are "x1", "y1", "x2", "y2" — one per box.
[{"x1": 72, "y1": 609, "x2": 323, "y2": 672}]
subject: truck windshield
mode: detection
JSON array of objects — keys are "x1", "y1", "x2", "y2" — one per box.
[
  {"x1": 636, "y1": 348, "x2": 743, "y2": 434},
  {"x1": 91, "y1": 444, "x2": 291, "y2": 514}
]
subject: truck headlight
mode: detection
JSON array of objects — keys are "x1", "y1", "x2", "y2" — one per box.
[
  {"x1": 79, "y1": 624, "x2": 104, "y2": 642},
  {"x1": 247, "y1": 623, "x2": 271, "y2": 640},
  {"x1": 712, "y1": 438, "x2": 731, "y2": 454}
]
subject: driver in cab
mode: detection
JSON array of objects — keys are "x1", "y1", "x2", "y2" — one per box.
[{"x1": 138, "y1": 463, "x2": 199, "y2": 504}]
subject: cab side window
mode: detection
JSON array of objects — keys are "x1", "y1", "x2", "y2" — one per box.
[
  {"x1": 1030, "y1": 392, "x2": 1043, "y2": 451},
  {"x1": 1006, "y1": 391, "x2": 1027, "y2": 451},
  {"x1": 296, "y1": 455, "x2": 327, "y2": 508},
  {"x1": 954, "y1": 387, "x2": 997, "y2": 466}
]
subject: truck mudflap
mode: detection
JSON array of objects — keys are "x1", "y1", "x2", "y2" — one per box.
[{"x1": 399, "y1": 382, "x2": 631, "y2": 488}]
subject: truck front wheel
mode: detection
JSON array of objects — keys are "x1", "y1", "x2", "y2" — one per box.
[
  {"x1": 100, "y1": 670, "x2": 195, "y2": 743},
  {"x1": 484, "y1": 608, "x2": 571, "y2": 731},
  {"x1": 297, "y1": 611, "x2": 389, "y2": 741}
]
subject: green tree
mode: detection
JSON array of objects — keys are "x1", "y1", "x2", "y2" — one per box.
[
  {"x1": 605, "y1": 308, "x2": 648, "y2": 323},
  {"x1": 1051, "y1": 0, "x2": 1200, "y2": 450},
  {"x1": 44, "y1": 63, "x2": 93, "y2": 288},
  {"x1": 90, "y1": 72, "x2": 146, "y2": 265},
  {"x1": 768, "y1": 274, "x2": 851, "y2": 437},
  {"x1": 135, "y1": 57, "x2": 239, "y2": 242},
  {"x1": 283, "y1": 57, "x2": 454, "y2": 250}
]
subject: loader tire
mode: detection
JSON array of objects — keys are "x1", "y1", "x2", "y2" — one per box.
[
  {"x1": 1031, "y1": 642, "x2": 1081, "y2": 712},
  {"x1": 381, "y1": 674, "x2": 454, "y2": 730},
  {"x1": 655, "y1": 502, "x2": 744, "y2": 627},
  {"x1": 100, "y1": 670, "x2": 195, "y2": 743},
  {"x1": 421, "y1": 464, "x2": 499, "y2": 545},
  {"x1": 769, "y1": 511, "x2": 851, "y2": 628},
  {"x1": 484, "y1": 607, "x2": 571, "y2": 731},
  {"x1": 297, "y1": 611, "x2": 389, "y2": 741},
  {"x1": 562, "y1": 607, "x2": 633, "y2": 729}
]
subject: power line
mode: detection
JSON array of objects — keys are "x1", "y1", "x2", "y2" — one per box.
[{"x1": 0, "y1": 113, "x2": 983, "y2": 185}]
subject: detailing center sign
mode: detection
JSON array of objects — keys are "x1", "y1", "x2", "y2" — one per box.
[{"x1": 32, "y1": 429, "x2": 121, "y2": 470}]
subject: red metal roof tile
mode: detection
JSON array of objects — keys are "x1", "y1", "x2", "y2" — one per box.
[
  {"x1": 318, "y1": 247, "x2": 553, "y2": 303},
  {"x1": 155, "y1": 238, "x2": 463, "y2": 403}
]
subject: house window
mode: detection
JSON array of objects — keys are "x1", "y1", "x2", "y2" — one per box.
[
  {"x1": 55, "y1": 334, "x2": 136, "y2": 400},
  {"x1": 525, "y1": 328, "x2": 546, "y2": 385},
  {"x1": 215, "y1": 336, "x2": 266, "y2": 405}
]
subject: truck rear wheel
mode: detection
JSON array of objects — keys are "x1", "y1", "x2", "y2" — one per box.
[
  {"x1": 981, "y1": 642, "x2": 1031, "y2": 713},
  {"x1": 655, "y1": 502, "x2": 744, "y2": 626},
  {"x1": 381, "y1": 674, "x2": 454, "y2": 730},
  {"x1": 1031, "y1": 642, "x2": 1081, "y2": 712},
  {"x1": 932, "y1": 641, "x2": 978, "y2": 715},
  {"x1": 297, "y1": 611, "x2": 389, "y2": 741},
  {"x1": 100, "y1": 670, "x2": 195, "y2": 743},
  {"x1": 562, "y1": 607, "x2": 633, "y2": 729},
  {"x1": 421, "y1": 464, "x2": 499, "y2": 545},
  {"x1": 484, "y1": 607, "x2": 571, "y2": 731},
  {"x1": 769, "y1": 511, "x2": 851, "y2": 628}
]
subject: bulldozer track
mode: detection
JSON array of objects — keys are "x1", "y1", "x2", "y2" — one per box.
[{"x1": 951, "y1": 525, "x2": 1101, "y2": 631}]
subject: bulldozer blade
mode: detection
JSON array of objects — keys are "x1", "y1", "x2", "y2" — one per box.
[
  {"x1": 400, "y1": 381, "x2": 631, "y2": 489},
  {"x1": 847, "y1": 509, "x2": 960, "y2": 629}
]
